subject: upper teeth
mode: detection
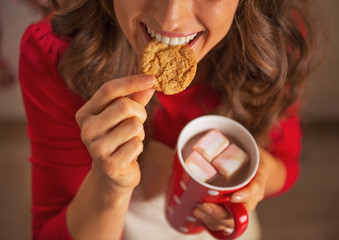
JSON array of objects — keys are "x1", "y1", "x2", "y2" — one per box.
[{"x1": 146, "y1": 26, "x2": 197, "y2": 46}]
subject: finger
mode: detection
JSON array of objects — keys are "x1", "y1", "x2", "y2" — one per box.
[
  {"x1": 230, "y1": 191, "x2": 261, "y2": 213},
  {"x1": 81, "y1": 97, "x2": 147, "y2": 140},
  {"x1": 110, "y1": 136, "x2": 143, "y2": 172},
  {"x1": 193, "y1": 208, "x2": 234, "y2": 232},
  {"x1": 109, "y1": 116, "x2": 145, "y2": 144},
  {"x1": 231, "y1": 174, "x2": 265, "y2": 204},
  {"x1": 198, "y1": 203, "x2": 230, "y2": 220},
  {"x1": 79, "y1": 74, "x2": 154, "y2": 118},
  {"x1": 129, "y1": 88, "x2": 155, "y2": 107},
  {"x1": 230, "y1": 181, "x2": 265, "y2": 213},
  {"x1": 91, "y1": 117, "x2": 144, "y2": 158}
]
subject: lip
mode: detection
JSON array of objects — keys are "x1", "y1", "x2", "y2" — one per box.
[{"x1": 140, "y1": 22, "x2": 202, "y2": 48}]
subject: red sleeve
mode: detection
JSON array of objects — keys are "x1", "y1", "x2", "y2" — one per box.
[
  {"x1": 19, "y1": 19, "x2": 91, "y2": 239},
  {"x1": 268, "y1": 106, "x2": 302, "y2": 197}
]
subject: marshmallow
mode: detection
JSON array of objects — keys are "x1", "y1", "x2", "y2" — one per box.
[
  {"x1": 193, "y1": 129, "x2": 230, "y2": 162},
  {"x1": 185, "y1": 151, "x2": 217, "y2": 182},
  {"x1": 212, "y1": 143, "x2": 249, "y2": 181}
]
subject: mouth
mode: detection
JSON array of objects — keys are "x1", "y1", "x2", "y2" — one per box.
[{"x1": 141, "y1": 23, "x2": 201, "y2": 47}]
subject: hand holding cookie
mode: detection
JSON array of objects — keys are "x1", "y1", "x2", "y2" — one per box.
[{"x1": 139, "y1": 39, "x2": 197, "y2": 95}]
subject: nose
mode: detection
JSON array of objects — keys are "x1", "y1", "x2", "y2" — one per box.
[{"x1": 152, "y1": 0, "x2": 192, "y2": 31}]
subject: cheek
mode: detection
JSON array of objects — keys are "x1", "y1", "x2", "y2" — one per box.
[
  {"x1": 114, "y1": 1, "x2": 137, "y2": 39},
  {"x1": 113, "y1": 0, "x2": 147, "y2": 55},
  {"x1": 113, "y1": 2, "x2": 128, "y2": 31},
  {"x1": 207, "y1": 10, "x2": 237, "y2": 42},
  {"x1": 196, "y1": 16, "x2": 234, "y2": 61},
  {"x1": 209, "y1": 21, "x2": 233, "y2": 43},
  {"x1": 197, "y1": 1, "x2": 238, "y2": 54}
]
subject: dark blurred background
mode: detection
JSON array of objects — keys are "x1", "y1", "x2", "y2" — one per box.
[{"x1": 1, "y1": 0, "x2": 338, "y2": 239}]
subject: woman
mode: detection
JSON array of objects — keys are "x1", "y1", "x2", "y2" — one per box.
[{"x1": 19, "y1": 0, "x2": 326, "y2": 239}]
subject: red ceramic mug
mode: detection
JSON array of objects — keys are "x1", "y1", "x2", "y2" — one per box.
[{"x1": 165, "y1": 115, "x2": 259, "y2": 239}]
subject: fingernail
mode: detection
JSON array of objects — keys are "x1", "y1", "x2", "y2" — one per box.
[
  {"x1": 225, "y1": 227, "x2": 234, "y2": 235},
  {"x1": 231, "y1": 194, "x2": 244, "y2": 203},
  {"x1": 142, "y1": 75, "x2": 155, "y2": 87}
]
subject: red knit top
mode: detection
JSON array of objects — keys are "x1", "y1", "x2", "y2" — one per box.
[{"x1": 19, "y1": 18, "x2": 301, "y2": 240}]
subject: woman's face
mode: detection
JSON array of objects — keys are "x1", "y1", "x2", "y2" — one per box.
[{"x1": 113, "y1": 0, "x2": 239, "y2": 63}]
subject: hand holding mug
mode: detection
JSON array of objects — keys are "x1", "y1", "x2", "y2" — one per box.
[
  {"x1": 165, "y1": 115, "x2": 259, "y2": 240},
  {"x1": 193, "y1": 148, "x2": 272, "y2": 234}
]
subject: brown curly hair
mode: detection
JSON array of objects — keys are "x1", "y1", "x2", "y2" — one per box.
[{"x1": 28, "y1": 0, "x2": 327, "y2": 144}]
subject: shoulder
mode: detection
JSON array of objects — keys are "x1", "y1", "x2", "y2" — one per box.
[
  {"x1": 20, "y1": 15, "x2": 69, "y2": 67},
  {"x1": 19, "y1": 16, "x2": 84, "y2": 116}
]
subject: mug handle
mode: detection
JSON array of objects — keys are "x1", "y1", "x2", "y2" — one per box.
[{"x1": 205, "y1": 201, "x2": 248, "y2": 240}]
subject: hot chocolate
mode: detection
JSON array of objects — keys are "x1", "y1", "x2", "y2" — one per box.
[{"x1": 182, "y1": 130, "x2": 250, "y2": 187}]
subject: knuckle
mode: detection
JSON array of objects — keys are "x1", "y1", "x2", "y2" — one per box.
[
  {"x1": 127, "y1": 117, "x2": 143, "y2": 133},
  {"x1": 140, "y1": 107, "x2": 147, "y2": 123},
  {"x1": 130, "y1": 137, "x2": 143, "y2": 152},
  {"x1": 126, "y1": 75, "x2": 136, "y2": 88},
  {"x1": 80, "y1": 121, "x2": 93, "y2": 143},
  {"x1": 258, "y1": 188, "x2": 265, "y2": 201},
  {"x1": 100, "y1": 81, "x2": 115, "y2": 98},
  {"x1": 250, "y1": 181, "x2": 262, "y2": 195},
  {"x1": 75, "y1": 108, "x2": 85, "y2": 126},
  {"x1": 80, "y1": 117, "x2": 99, "y2": 144},
  {"x1": 80, "y1": 130, "x2": 88, "y2": 143},
  {"x1": 138, "y1": 130, "x2": 145, "y2": 141},
  {"x1": 90, "y1": 141, "x2": 108, "y2": 161},
  {"x1": 116, "y1": 97, "x2": 133, "y2": 116}
]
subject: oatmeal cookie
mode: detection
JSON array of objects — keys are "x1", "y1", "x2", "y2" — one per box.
[{"x1": 139, "y1": 39, "x2": 197, "y2": 95}]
